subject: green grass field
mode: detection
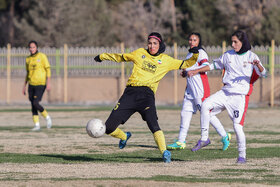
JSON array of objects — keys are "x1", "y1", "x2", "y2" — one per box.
[{"x1": 0, "y1": 107, "x2": 279, "y2": 186}]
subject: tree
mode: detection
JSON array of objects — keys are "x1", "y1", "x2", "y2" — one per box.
[
  {"x1": 13, "y1": 0, "x2": 115, "y2": 47},
  {"x1": 110, "y1": 0, "x2": 175, "y2": 47},
  {"x1": 216, "y1": 0, "x2": 280, "y2": 45}
]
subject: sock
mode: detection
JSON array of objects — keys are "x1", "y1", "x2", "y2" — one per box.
[
  {"x1": 109, "y1": 128, "x2": 127, "y2": 140},
  {"x1": 200, "y1": 102, "x2": 211, "y2": 141},
  {"x1": 32, "y1": 115, "x2": 39, "y2": 126},
  {"x1": 210, "y1": 116, "x2": 227, "y2": 138},
  {"x1": 178, "y1": 111, "x2": 192, "y2": 143},
  {"x1": 234, "y1": 123, "x2": 246, "y2": 158},
  {"x1": 41, "y1": 110, "x2": 48, "y2": 118},
  {"x1": 153, "y1": 130, "x2": 166, "y2": 154}
]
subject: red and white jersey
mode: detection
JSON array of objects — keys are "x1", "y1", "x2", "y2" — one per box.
[
  {"x1": 210, "y1": 50, "x2": 266, "y2": 95},
  {"x1": 184, "y1": 49, "x2": 210, "y2": 100}
]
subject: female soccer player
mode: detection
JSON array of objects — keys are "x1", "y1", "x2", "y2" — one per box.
[
  {"x1": 188, "y1": 30, "x2": 266, "y2": 163},
  {"x1": 22, "y1": 41, "x2": 52, "y2": 131},
  {"x1": 94, "y1": 32, "x2": 199, "y2": 163},
  {"x1": 167, "y1": 33, "x2": 231, "y2": 151}
]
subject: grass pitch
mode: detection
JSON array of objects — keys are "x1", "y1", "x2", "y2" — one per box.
[{"x1": 0, "y1": 107, "x2": 279, "y2": 186}]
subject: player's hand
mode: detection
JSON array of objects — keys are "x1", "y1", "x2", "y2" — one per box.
[
  {"x1": 22, "y1": 85, "x2": 26, "y2": 95},
  {"x1": 180, "y1": 70, "x2": 187, "y2": 78},
  {"x1": 94, "y1": 55, "x2": 102, "y2": 62},
  {"x1": 187, "y1": 70, "x2": 197, "y2": 77},
  {"x1": 46, "y1": 83, "x2": 51, "y2": 91},
  {"x1": 249, "y1": 60, "x2": 260, "y2": 66},
  {"x1": 189, "y1": 47, "x2": 199, "y2": 54}
]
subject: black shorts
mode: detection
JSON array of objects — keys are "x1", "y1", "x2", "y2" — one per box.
[
  {"x1": 28, "y1": 85, "x2": 46, "y2": 102},
  {"x1": 105, "y1": 86, "x2": 159, "y2": 133}
]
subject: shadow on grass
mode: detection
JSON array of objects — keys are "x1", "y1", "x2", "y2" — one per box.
[{"x1": 40, "y1": 153, "x2": 170, "y2": 163}]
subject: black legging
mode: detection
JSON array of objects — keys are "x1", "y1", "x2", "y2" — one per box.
[{"x1": 28, "y1": 85, "x2": 46, "y2": 115}]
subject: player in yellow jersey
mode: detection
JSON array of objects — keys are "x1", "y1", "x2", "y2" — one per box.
[
  {"x1": 22, "y1": 41, "x2": 52, "y2": 131},
  {"x1": 94, "y1": 32, "x2": 198, "y2": 163}
]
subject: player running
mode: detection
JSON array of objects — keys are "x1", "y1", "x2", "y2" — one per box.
[
  {"x1": 167, "y1": 33, "x2": 231, "y2": 151},
  {"x1": 188, "y1": 30, "x2": 266, "y2": 163},
  {"x1": 22, "y1": 41, "x2": 52, "y2": 131},
  {"x1": 93, "y1": 32, "x2": 199, "y2": 163}
]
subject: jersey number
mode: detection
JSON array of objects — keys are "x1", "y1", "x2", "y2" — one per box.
[{"x1": 234, "y1": 110, "x2": 239, "y2": 118}]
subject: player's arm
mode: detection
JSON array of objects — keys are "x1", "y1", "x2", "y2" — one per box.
[
  {"x1": 94, "y1": 52, "x2": 135, "y2": 63},
  {"x1": 187, "y1": 65, "x2": 210, "y2": 77},
  {"x1": 168, "y1": 48, "x2": 199, "y2": 70},
  {"x1": 22, "y1": 60, "x2": 29, "y2": 95},
  {"x1": 250, "y1": 59, "x2": 266, "y2": 77},
  {"x1": 43, "y1": 54, "x2": 51, "y2": 91},
  {"x1": 187, "y1": 54, "x2": 223, "y2": 77}
]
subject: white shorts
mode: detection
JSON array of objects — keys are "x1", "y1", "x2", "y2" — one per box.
[
  {"x1": 181, "y1": 95, "x2": 202, "y2": 114},
  {"x1": 203, "y1": 90, "x2": 249, "y2": 125}
]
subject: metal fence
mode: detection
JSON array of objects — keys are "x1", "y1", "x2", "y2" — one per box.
[{"x1": 1, "y1": 44, "x2": 280, "y2": 78}]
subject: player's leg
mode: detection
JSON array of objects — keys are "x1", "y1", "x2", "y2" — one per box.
[
  {"x1": 28, "y1": 85, "x2": 40, "y2": 131},
  {"x1": 167, "y1": 97, "x2": 193, "y2": 150},
  {"x1": 33, "y1": 85, "x2": 52, "y2": 128},
  {"x1": 227, "y1": 94, "x2": 248, "y2": 163},
  {"x1": 105, "y1": 88, "x2": 135, "y2": 149},
  {"x1": 234, "y1": 123, "x2": 246, "y2": 163},
  {"x1": 192, "y1": 90, "x2": 225, "y2": 151},
  {"x1": 139, "y1": 94, "x2": 171, "y2": 163},
  {"x1": 210, "y1": 116, "x2": 231, "y2": 151}
]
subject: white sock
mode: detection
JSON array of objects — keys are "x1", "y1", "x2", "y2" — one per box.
[
  {"x1": 35, "y1": 122, "x2": 40, "y2": 127},
  {"x1": 200, "y1": 100, "x2": 211, "y2": 141},
  {"x1": 210, "y1": 116, "x2": 227, "y2": 138},
  {"x1": 234, "y1": 123, "x2": 246, "y2": 158},
  {"x1": 46, "y1": 115, "x2": 51, "y2": 120},
  {"x1": 178, "y1": 111, "x2": 193, "y2": 143}
]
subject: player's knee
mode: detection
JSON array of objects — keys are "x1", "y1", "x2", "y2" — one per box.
[
  {"x1": 32, "y1": 100, "x2": 40, "y2": 109},
  {"x1": 201, "y1": 100, "x2": 211, "y2": 113},
  {"x1": 233, "y1": 123, "x2": 243, "y2": 131},
  {"x1": 146, "y1": 119, "x2": 161, "y2": 133}
]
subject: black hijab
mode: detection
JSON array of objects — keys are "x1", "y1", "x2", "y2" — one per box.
[
  {"x1": 231, "y1": 30, "x2": 251, "y2": 54},
  {"x1": 187, "y1": 32, "x2": 204, "y2": 53},
  {"x1": 147, "y1": 32, "x2": 166, "y2": 56},
  {"x1": 28, "y1": 40, "x2": 39, "y2": 56}
]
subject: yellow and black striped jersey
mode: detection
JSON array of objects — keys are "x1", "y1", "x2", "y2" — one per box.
[
  {"x1": 25, "y1": 52, "x2": 51, "y2": 86},
  {"x1": 100, "y1": 48, "x2": 198, "y2": 93}
]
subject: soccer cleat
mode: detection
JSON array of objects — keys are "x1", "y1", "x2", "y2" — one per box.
[
  {"x1": 236, "y1": 157, "x2": 246, "y2": 164},
  {"x1": 191, "y1": 139, "x2": 211, "y2": 152},
  {"x1": 31, "y1": 126, "x2": 40, "y2": 131},
  {"x1": 46, "y1": 116, "x2": 52, "y2": 129},
  {"x1": 162, "y1": 150, "x2": 171, "y2": 163},
  {"x1": 119, "y1": 132, "x2": 132, "y2": 149},
  {"x1": 221, "y1": 132, "x2": 231, "y2": 151},
  {"x1": 167, "y1": 141, "x2": 186, "y2": 150}
]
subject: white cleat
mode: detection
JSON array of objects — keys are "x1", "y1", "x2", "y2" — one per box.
[
  {"x1": 46, "y1": 116, "x2": 52, "y2": 129},
  {"x1": 31, "y1": 126, "x2": 40, "y2": 131}
]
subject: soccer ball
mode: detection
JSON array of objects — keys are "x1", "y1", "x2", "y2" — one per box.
[{"x1": 86, "y1": 119, "x2": 106, "y2": 138}]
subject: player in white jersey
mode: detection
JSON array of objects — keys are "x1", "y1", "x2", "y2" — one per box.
[
  {"x1": 188, "y1": 30, "x2": 266, "y2": 164},
  {"x1": 167, "y1": 33, "x2": 231, "y2": 150}
]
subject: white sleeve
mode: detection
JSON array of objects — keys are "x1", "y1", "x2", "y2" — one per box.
[
  {"x1": 198, "y1": 49, "x2": 209, "y2": 66},
  {"x1": 209, "y1": 63, "x2": 215, "y2": 70},
  {"x1": 212, "y1": 54, "x2": 225, "y2": 70},
  {"x1": 252, "y1": 55, "x2": 266, "y2": 77}
]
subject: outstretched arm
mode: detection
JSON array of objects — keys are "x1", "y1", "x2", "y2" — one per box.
[
  {"x1": 94, "y1": 53, "x2": 131, "y2": 63},
  {"x1": 187, "y1": 65, "x2": 210, "y2": 77}
]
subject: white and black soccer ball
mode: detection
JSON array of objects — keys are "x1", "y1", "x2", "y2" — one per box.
[{"x1": 86, "y1": 119, "x2": 106, "y2": 138}]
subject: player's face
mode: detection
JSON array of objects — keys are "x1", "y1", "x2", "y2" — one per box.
[
  {"x1": 29, "y1": 43, "x2": 37, "y2": 55},
  {"x1": 231, "y1": 36, "x2": 242, "y2": 52},
  {"x1": 148, "y1": 38, "x2": 160, "y2": 55},
  {"x1": 188, "y1": 35, "x2": 199, "y2": 48}
]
